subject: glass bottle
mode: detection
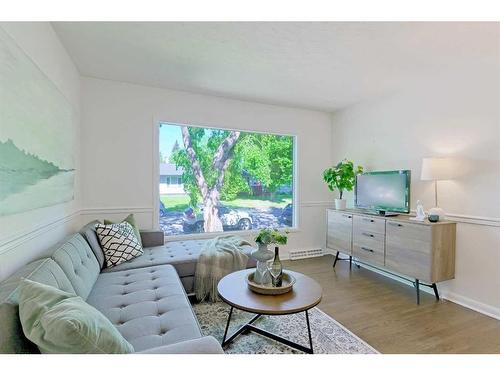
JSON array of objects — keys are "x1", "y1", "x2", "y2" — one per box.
[{"x1": 270, "y1": 246, "x2": 283, "y2": 287}]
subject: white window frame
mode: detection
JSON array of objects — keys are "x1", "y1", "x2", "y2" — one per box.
[{"x1": 153, "y1": 119, "x2": 299, "y2": 241}]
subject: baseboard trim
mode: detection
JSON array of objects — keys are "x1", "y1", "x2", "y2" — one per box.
[
  {"x1": 0, "y1": 211, "x2": 80, "y2": 255},
  {"x1": 441, "y1": 291, "x2": 500, "y2": 321}
]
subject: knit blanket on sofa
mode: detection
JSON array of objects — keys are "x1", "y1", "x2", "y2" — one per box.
[{"x1": 194, "y1": 235, "x2": 251, "y2": 302}]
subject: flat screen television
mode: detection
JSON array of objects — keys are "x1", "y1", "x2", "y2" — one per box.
[{"x1": 354, "y1": 170, "x2": 411, "y2": 215}]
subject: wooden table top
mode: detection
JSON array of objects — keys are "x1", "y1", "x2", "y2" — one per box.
[{"x1": 217, "y1": 269, "x2": 323, "y2": 315}]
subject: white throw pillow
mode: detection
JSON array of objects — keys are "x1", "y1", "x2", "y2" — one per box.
[{"x1": 95, "y1": 222, "x2": 143, "y2": 268}]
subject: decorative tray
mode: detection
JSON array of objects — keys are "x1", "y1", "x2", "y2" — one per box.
[{"x1": 246, "y1": 271, "x2": 296, "y2": 295}]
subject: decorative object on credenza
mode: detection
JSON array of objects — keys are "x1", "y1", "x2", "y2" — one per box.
[
  {"x1": 428, "y1": 214, "x2": 440, "y2": 222},
  {"x1": 252, "y1": 228, "x2": 288, "y2": 284},
  {"x1": 421, "y1": 157, "x2": 456, "y2": 220},
  {"x1": 323, "y1": 159, "x2": 363, "y2": 210},
  {"x1": 410, "y1": 200, "x2": 426, "y2": 222},
  {"x1": 246, "y1": 271, "x2": 296, "y2": 295}
]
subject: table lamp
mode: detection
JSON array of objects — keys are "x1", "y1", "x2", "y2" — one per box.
[{"x1": 420, "y1": 157, "x2": 455, "y2": 220}]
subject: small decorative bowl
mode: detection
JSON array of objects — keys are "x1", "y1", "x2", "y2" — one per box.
[
  {"x1": 428, "y1": 214, "x2": 440, "y2": 222},
  {"x1": 246, "y1": 271, "x2": 296, "y2": 295}
]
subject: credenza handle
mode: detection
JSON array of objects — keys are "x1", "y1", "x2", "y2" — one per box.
[
  {"x1": 361, "y1": 247, "x2": 374, "y2": 253},
  {"x1": 388, "y1": 222, "x2": 403, "y2": 227},
  {"x1": 362, "y1": 232, "x2": 375, "y2": 238},
  {"x1": 363, "y1": 218, "x2": 375, "y2": 223},
  {"x1": 342, "y1": 214, "x2": 352, "y2": 219}
]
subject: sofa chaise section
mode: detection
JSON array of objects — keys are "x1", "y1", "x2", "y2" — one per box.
[{"x1": 100, "y1": 236, "x2": 257, "y2": 294}]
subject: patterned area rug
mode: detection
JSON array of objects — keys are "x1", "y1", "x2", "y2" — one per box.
[{"x1": 193, "y1": 302, "x2": 378, "y2": 354}]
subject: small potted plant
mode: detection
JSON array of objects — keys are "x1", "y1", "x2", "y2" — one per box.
[
  {"x1": 252, "y1": 229, "x2": 289, "y2": 284},
  {"x1": 323, "y1": 159, "x2": 363, "y2": 210}
]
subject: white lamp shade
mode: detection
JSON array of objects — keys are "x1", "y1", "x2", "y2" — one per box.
[{"x1": 420, "y1": 158, "x2": 456, "y2": 181}]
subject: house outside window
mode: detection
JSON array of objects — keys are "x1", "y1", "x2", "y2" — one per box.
[{"x1": 159, "y1": 163, "x2": 185, "y2": 194}]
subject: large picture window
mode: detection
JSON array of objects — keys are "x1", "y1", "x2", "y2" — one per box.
[{"x1": 158, "y1": 122, "x2": 295, "y2": 236}]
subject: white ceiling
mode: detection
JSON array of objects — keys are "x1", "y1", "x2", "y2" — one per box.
[{"x1": 52, "y1": 22, "x2": 500, "y2": 112}]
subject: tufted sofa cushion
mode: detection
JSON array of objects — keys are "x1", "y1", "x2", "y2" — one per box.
[
  {"x1": 102, "y1": 239, "x2": 256, "y2": 293},
  {"x1": 0, "y1": 258, "x2": 76, "y2": 353},
  {"x1": 86, "y1": 264, "x2": 202, "y2": 352},
  {"x1": 79, "y1": 220, "x2": 105, "y2": 269},
  {"x1": 51, "y1": 233, "x2": 100, "y2": 300}
]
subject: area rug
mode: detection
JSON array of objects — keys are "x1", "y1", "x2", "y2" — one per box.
[{"x1": 193, "y1": 302, "x2": 378, "y2": 354}]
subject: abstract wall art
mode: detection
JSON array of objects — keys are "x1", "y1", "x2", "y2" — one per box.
[{"x1": 0, "y1": 27, "x2": 76, "y2": 216}]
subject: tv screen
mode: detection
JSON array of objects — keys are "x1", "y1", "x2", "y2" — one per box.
[{"x1": 355, "y1": 170, "x2": 411, "y2": 213}]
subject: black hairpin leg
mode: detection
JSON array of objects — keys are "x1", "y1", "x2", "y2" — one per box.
[
  {"x1": 432, "y1": 283, "x2": 440, "y2": 301},
  {"x1": 221, "y1": 307, "x2": 314, "y2": 354},
  {"x1": 333, "y1": 251, "x2": 340, "y2": 268},
  {"x1": 415, "y1": 279, "x2": 420, "y2": 305},
  {"x1": 332, "y1": 252, "x2": 353, "y2": 270}
]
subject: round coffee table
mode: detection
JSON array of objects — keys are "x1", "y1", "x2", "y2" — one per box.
[{"x1": 217, "y1": 269, "x2": 322, "y2": 353}]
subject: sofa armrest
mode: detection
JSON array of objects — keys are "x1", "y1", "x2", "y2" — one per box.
[
  {"x1": 140, "y1": 230, "x2": 165, "y2": 247},
  {"x1": 135, "y1": 336, "x2": 224, "y2": 354}
]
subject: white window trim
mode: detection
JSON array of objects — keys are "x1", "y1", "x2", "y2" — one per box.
[{"x1": 152, "y1": 118, "x2": 299, "y2": 236}]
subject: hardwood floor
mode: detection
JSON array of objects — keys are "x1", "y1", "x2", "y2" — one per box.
[{"x1": 283, "y1": 254, "x2": 500, "y2": 354}]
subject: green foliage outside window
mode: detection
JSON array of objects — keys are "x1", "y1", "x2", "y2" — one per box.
[{"x1": 171, "y1": 127, "x2": 293, "y2": 208}]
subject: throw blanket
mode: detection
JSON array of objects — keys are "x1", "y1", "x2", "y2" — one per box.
[{"x1": 195, "y1": 235, "x2": 251, "y2": 302}]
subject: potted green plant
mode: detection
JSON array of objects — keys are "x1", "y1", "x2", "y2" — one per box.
[
  {"x1": 323, "y1": 159, "x2": 363, "y2": 210},
  {"x1": 252, "y1": 229, "x2": 289, "y2": 284},
  {"x1": 255, "y1": 228, "x2": 289, "y2": 247}
]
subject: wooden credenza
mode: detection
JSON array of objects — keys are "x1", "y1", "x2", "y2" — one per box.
[{"x1": 326, "y1": 209, "x2": 456, "y2": 303}]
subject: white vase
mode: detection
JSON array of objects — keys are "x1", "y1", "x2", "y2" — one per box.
[
  {"x1": 251, "y1": 243, "x2": 274, "y2": 285},
  {"x1": 335, "y1": 198, "x2": 347, "y2": 210}
]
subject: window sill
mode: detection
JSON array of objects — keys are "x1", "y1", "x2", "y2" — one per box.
[{"x1": 163, "y1": 227, "x2": 300, "y2": 243}]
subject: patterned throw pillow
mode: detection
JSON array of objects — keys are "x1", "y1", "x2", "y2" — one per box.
[{"x1": 95, "y1": 222, "x2": 143, "y2": 268}]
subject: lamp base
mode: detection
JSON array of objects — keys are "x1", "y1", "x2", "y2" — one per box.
[{"x1": 428, "y1": 207, "x2": 446, "y2": 220}]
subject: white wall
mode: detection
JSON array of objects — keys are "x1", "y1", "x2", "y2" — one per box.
[
  {"x1": 331, "y1": 59, "x2": 500, "y2": 318},
  {"x1": 80, "y1": 77, "x2": 333, "y2": 257},
  {"x1": 0, "y1": 22, "x2": 81, "y2": 281}
]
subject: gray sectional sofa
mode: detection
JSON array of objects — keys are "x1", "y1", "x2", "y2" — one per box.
[{"x1": 0, "y1": 222, "x2": 256, "y2": 354}]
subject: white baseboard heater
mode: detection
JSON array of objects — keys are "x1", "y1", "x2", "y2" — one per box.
[{"x1": 289, "y1": 248, "x2": 324, "y2": 260}]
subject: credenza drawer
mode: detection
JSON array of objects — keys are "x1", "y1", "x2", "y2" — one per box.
[
  {"x1": 352, "y1": 243, "x2": 385, "y2": 267},
  {"x1": 353, "y1": 215, "x2": 386, "y2": 235},
  {"x1": 353, "y1": 229, "x2": 385, "y2": 252},
  {"x1": 326, "y1": 210, "x2": 352, "y2": 253},
  {"x1": 386, "y1": 220, "x2": 431, "y2": 244}
]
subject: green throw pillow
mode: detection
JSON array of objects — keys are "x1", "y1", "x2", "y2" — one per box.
[
  {"x1": 104, "y1": 213, "x2": 142, "y2": 247},
  {"x1": 18, "y1": 279, "x2": 134, "y2": 354}
]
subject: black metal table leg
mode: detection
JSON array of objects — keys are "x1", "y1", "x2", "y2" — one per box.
[
  {"x1": 222, "y1": 310, "x2": 261, "y2": 347},
  {"x1": 220, "y1": 307, "x2": 314, "y2": 354},
  {"x1": 305, "y1": 310, "x2": 313, "y2": 354},
  {"x1": 222, "y1": 306, "x2": 233, "y2": 344},
  {"x1": 349, "y1": 255, "x2": 352, "y2": 269},
  {"x1": 415, "y1": 279, "x2": 420, "y2": 305},
  {"x1": 432, "y1": 283, "x2": 440, "y2": 301},
  {"x1": 333, "y1": 251, "x2": 340, "y2": 268}
]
